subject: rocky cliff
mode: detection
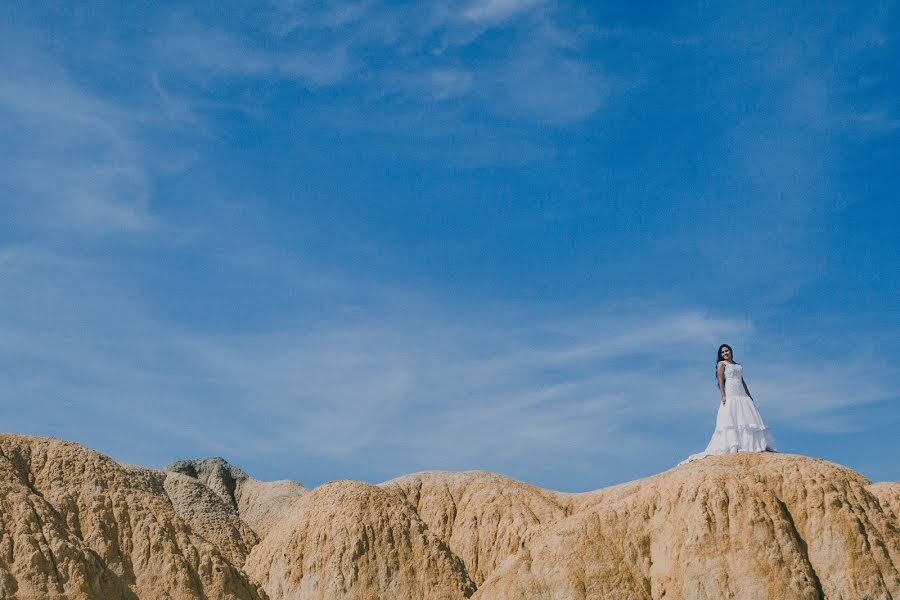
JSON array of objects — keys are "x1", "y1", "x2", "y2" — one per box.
[{"x1": 0, "y1": 434, "x2": 896, "y2": 599}]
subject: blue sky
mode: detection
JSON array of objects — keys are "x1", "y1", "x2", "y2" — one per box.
[{"x1": 1, "y1": 1, "x2": 897, "y2": 492}]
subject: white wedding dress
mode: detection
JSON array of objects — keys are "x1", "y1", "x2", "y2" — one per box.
[{"x1": 680, "y1": 361, "x2": 777, "y2": 464}]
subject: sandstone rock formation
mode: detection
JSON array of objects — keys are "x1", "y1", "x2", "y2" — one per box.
[
  {"x1": 476, "y1": 454, "x2": 900, "y2": 600},
  {"x1": 381, "y1": 470, "x2": 570, "y2": 587},
  {"x1": 0, "y1": 435, "x2": 265, "y2": 600},
  {"x1": 0, "y1": 434, "x2": 897, "y2": 600},
  {"x1": 166, "y1": 457, "x2": 307, "y2": 540},
  {"x1": 116, "y1": 462, "x2": 264, "y2": 566},
  {"x1": 162, "y1": 471, "x2": 260, "y2": 565},
  {"x1": 244, "y1": 480, "x2": 477, "y2": 600},
  {"x1": 870, "y1": 482, "x2": 900, "y2": 524}
]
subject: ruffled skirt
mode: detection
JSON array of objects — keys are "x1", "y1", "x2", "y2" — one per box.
[{"x1": 680, "y1": 393, "x2": 777, "y2": 464}]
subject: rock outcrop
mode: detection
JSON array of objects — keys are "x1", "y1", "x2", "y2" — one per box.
[
  {"x1": 871, "y1": 482, "x2": 900, "y2": 524},
  {"x1": 0, "y1": 435, "x2": 265, "y2": 600},
  {"x1": 162, "y1": 471, "x2": 260, "y2": 566},
  {"x1": 381, "y1": 470, "x2": 570, "y2": 587},
  {"x1": 244, "y1": 479, "x2": 477, "y2": 600},
  {"x1": 475, "y1": 453, "x2": 900, "y2": 600},
  {"x1": 165, "y1": 457, "x2": 306, "y2": 541},
  {"x1": 0, "y1": 434, "x2": 897, "y2": 600}
]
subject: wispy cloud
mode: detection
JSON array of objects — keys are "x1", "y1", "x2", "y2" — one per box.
[
  {"x1": 751, "y1": 355, "x2": 894, "y2": 430},
  {"x1": 843, "y1": 109, "x2": 900, "y2": 133},
  {"x1": 461, "y1": 0, "x2": 546, "y2": 22},
  {"x1": 490, "y1": 43, "x2": 608, "y2": 124},
  {"x1": 0, "y1": 63, "x2": 157, "y2": 234},
  {"x1": 426, "y1": 68, "x2": 475, "y2": 100},
  {"x1": 157, "y1": 25, "x2": 356, "y2": 88},
  {"x1": 1, "y1": 0, "x2": 896, "y2": 493},
  {"x1": 151, "y1": 1, "x2": 610, "y2": 127},
  {"x1": 2, "y1": 237, "x2": 894, "y2": 489}
]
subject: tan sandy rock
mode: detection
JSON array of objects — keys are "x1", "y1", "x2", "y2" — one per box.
[
  {"x1": 117, "y1": 461, "x2": 167, "y2": 496},
  {"x1": 120, "y1": 462, "x2": 261, "y2": 566},
  {"x1": 163, "y1": 471, "x2": 260, "y2": 565},
  {"x1": 2, "y1": 435, "x2": 897, "y2": 600},
  {"x1": 0, "y1": 472, "x2": 131, "y2": 599},
  {"x1": 870, "y1": 482, "x2": 900, "y2": 524},
  {"x1": 475, "y1": 453, "x2": 900, "y2": 600},
  {"x1": 0, "y1": 435, "x2": 265, "y2": 600},
  {"x1": 167, "y1": 457, "x2": 307, "y2": 539},
  {"x1": 244, "y1": 479, "x2": 477, "y2": 600},
  {"x1": 381, "y1": 470, "x2": 570, "y2": 586}
]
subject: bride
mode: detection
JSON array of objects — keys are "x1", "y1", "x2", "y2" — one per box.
[{"x1": 680, "y1": 344, "x2": 777, "y2": 464}]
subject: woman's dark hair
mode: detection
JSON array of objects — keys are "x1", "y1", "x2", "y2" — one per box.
[{"x1": 716, "y1": 344, "x2": 735, "y2": 385}]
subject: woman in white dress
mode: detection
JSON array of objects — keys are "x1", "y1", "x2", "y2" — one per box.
[{"x1": 680, "y1": 344, "x2": 777, "y2": 464}]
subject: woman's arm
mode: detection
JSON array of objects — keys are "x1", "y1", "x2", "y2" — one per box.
[
  {"x1": 718, "y1": 362, "x2": 727, "y2": 405},
  {"x1": 742, "y1": 377, "x2": 753, "y2": 400}
]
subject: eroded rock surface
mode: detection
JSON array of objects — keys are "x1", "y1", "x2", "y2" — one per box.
[
  {"x1": 166, "y1": 457, "x2": 307, "y2": 539},
  {"x1": 870, "y1": 481, "x2": 900, "y2": 524},
  {"x1": 476, "y1": 453, "x2": 900, "y2": 600},
  {"x1": 0, "y1": 435, "x2": 265, "y2": 600},
  {"x1": 163, "y1": 471, "x2": 260, "y2": 566},
  {"x1": 244, "y1": 479, "x2": 477, "y2": 600},
  {"x1": 0, "y1": 435, "x2": 897, "y2": 600},
  {"x1": 381, "y1": 470, "x2": 570, "y2": 586}
]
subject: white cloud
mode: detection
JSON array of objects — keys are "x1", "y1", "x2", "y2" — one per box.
[
  {"x1": 320, "y1": 0, "x2": 375, "y2": 29},
  {"x1": 427, "y1": 68, "x2": 474, "y2": 100},
  {"x1": 0, "y1": 67, "x2": 156, "y2": 233},
  {"x1": 150, "y1": 1, "x2": 609, "y2": 127},
  {"x1": 158, "y1": 27, "x2": 271, "y2": 76},
  {"x1": 843, "y1": 110, "x2": 900, "y2": 133},
  {"x1": 493, "y1": 51, "x2": 608, "y2": 124},
  {"x1": 279, "y1": 45, "x2": 355, "y2": 86},
  {"x1": 742, "y1": 353, "x2": 894, "y2": 429},
  {"x1": 3, "y1": 238, "x2": 892, "y2": 489},
  {"x1": 462, "y1": 0, "x2": 545, "y2": 22},
  {"x1": 4, "y1": 2, "x2": 895, "y2": 492},
  {"x1": 157, "y1": 26, "x2": 355, "y2": 88}
]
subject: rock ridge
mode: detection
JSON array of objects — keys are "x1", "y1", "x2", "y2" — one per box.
[
  {"x1": 0, "y1": 434, "x2": 265, "y2": 600},
  {"x1": 0, "y1": 434, "x2": 897, "y2": 600}
]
